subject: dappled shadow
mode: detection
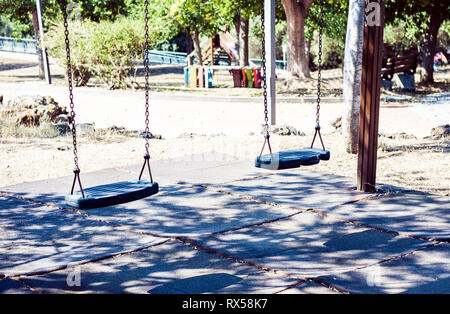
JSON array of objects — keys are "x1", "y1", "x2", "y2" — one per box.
[
  {"x1": 0, "y1": 160, "x2": 448, "y2": 293},
  {"x1": 148, "y1": 273, "x2": 242, "y2": 294},
  {"x1": 0, "y1": 62, "x2": 37, "y2": 72},
  {"x1": 0, "y1": 194, "x2": 164, "y2": 276},
  {"x1": 16, "y1": 241, "x2": 299, "y2": 294},
  {"x1": 318, "y1": 243, "x2": 449, "y2": 294}
]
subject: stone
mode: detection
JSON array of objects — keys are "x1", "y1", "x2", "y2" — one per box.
[
  {"x1": 386, "y1": 132, "x2": 416, "y2": 139},
  {"x1": 53, "y1": 123, "x2": 71, "y2": 135},
  {"x1": 0, "y1": 95, "x2": 70, "y2": 129},
  {"x1": 139, "y1": 130, "x2": 162, "y2": 139},
  {"x1": 331, "y1": 116, "x2": 342, "y2": 130},
  {"x1": 76, "y1": 123, "x2": 95, "y2": 135},
  {"x1": 262, "y1": 124, "x2": 305, "y2": 136},
  {"x1": 430, "y1": 124, "x2": 450, "y2": 139}
]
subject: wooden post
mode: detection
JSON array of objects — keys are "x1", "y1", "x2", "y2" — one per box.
[{"x1": 357, "y1": 0, "x2": 385, "y2": 192}]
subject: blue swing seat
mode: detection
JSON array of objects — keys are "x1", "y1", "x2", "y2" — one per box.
[
  {"x1": 65, "y1": 180, "x2": 159, "y2": 210},
  {"x1": 255, "y1": 148, "x2": 330, "y2": 170}
]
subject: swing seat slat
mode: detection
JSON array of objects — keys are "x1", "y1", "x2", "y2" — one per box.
[
  {"x1": 255, "y1": 148, "x2": 330, "y2": 170},
  {"x1": 65, "y1": 180, "x2": 159, "y2": 210}
]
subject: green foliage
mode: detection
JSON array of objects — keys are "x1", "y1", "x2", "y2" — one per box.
[
  {"x1": 383, "y1": 17, "x2": 423, "y2": 56},
  {"x1": 168, "y1": 0, "x2": 226, "y2": 36},
  {"x1": 385, "y1": 0, "x2": 450, "y2": 25},
  {"x1": 0, "y1": 0, "x2": 61, "y2": 37},
  {"x1": 47, "y1": 16, "x2": 153, "y2": 89},
  {"x1": 0, "y1": 16, "x2": 14, "y2": 37},
  {"x1": 76, "y1": 0, "x2": 129, "y2": 21}
]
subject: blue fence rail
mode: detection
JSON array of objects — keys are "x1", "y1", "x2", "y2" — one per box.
[
  {"x1": 249, "y1": 58, "x2": 287, "y2": 70},
  {"x1": 147, "y1": 50, "x2": 288, "y2": 69},
  {"x1": 147, "y1": 50, "x2": 187, "y2": 65},
  {"x1": 0, "y1": 36, "x2": 38, "y2": 54}
]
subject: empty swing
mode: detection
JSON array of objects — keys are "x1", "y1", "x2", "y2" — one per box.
[
  {"x1": 61, "y1": 0, "x2": 159, "y2": 209},
  {"x1": 255, "y1": 0, "x2": 330, "y2": 171}
]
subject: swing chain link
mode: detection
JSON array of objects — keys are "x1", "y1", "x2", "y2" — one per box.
[
  {"x1": 144, "y1": 0, "x2": 151, "y2": 154},
  {"x1": 260, "y1": 0, "x2": 269, "y2": 136},
  {"x1": 60, "y1": 0, "x2": 80, "y2": 172},
  {"x1": 316, "y1": 0, "x2": 324, "y2": 129}
]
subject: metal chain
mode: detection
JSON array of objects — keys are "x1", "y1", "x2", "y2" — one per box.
[
  {"x1": 257, "y1": 0, "x2": 273, "y2": 158},
  {"x1": 144, "y1": 0, "x2": 150, "y2": 154},
  {"x1": 138, "y1": 0, "x2": 154, "y2": 183},
  {"x1": 260, "y1": 0, "x2": 269, "y2": 133},
  {"x1": 315, "y1": 0, "x2": 324, "y2": 128},
  {"x1": 61, "y1": 0, "x2": 80, "y2": 172}
]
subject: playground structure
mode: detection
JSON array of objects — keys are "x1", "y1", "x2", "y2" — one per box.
[
  {"x1": 184, "y1": 33, "x2": 262, "y2": 89},
  {"x1": 0, "y1": 0, "x2": 448, "y2": 295}
]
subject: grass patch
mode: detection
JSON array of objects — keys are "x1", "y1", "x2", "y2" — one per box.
[{"x1": 0, "y1": 118, "x2": 60, "y2": 138}]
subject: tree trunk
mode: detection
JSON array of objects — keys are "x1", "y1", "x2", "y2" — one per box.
[
  {"x1": 31, "y1": 9, "x2": 45, "y2": 80},
  {"x1": 421, "y1": 7, "x2": 442, "y2": 83},
  {"x1": 234, "y1": 13, "x2": 241, "y2": 61},
  {"x1": 186, "y1": 29, "x2": 193, "y2": 54},
  {"x1": 239, "y1": 16, "x2": 250, "y2": 67},
  {"x1": 342, "y1": 0, "x2": 365, "y2": 154},
  {"x1": 281, "y1": 0, "x2": 313, "y2": 78},
  {"x1": 192, "y1": 29, "x2": 203, "y2": 65}
]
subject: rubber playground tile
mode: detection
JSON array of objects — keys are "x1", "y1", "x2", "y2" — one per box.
[
  {"x1": 0, "y1": 277, "x2": 35, "y2": 294},
  {"x1": 18, "y1": 241, "x2": 309, "y2": 294},
  {"x1": 213, "y1": 169, "x2": 369, "y2": 210},
  {"x1": 192, "y1": 211, "x2": 431, "y2": 278},
  {"x1": 0, "y1": 194, "x2": 59, "y2": 226},
  {"x1": 318, "y1": 243, "x2": 450, "y2": 294},
  {"x1": 321, "y1": 192, "x2": 450, "y2": 240},
  {"x1": 0, "y1": 208, "x2": 166, "y2": 276},
  {"x1": 76, "y1": 183, "x2": 298, "y2": 237}
]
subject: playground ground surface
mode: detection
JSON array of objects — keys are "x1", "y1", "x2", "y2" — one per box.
[
  {"x1": 0, "y1": 155, "x2": 449, "y2": 294},
  {"x1": 0, "y1": 52, "x2": 449, "y2": 295}
]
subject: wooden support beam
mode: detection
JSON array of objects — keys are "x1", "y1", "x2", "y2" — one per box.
[{"x1": 357, "y1": 0, "x2": 385, "y2": 192}]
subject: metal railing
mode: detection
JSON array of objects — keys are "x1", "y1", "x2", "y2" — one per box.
[
  {"x1": 147, "y1": 50, "x2": 187, "y2": 65},
  {"x1": 0, "y1": 36, "x2": 38, "y2": 54},
  {"x1": 250, "y1": 58, "x2": 287, "y2": 70}
]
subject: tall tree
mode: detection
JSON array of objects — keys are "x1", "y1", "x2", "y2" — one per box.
[
  {"x1": 221, "y1": 0, "x2": 260, "y2": 66},
  {"x1": 169, "y1": 0, "x2": 226, "y2": 65},
  {"x1": 0, "y1": 1, "x2": 60, "y2": 79},
  {"x1": 342, "y1": 0, "x2": 364, "y2": 154},
  {"x1": 385, "y1": 0, "x2": 450, "y2": 83},
  {"x1": 281, "y1": 0, "x2": 314, "y2": 78}
]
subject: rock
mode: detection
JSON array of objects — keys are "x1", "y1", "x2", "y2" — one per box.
[
  {"x1": 263, "y1": 124, "x2": 305, "y2": 136},
  {"x1": 387, "y1": 132, "x2": 416, "y2": 140},
  {"x1": 55, "y1": 114, "x2": 70, "y2": 124},
  {"x1": 139, "y1": 130, "x2": 163, "y2": 140},
  {"x1": 430, "y1": 124, "x2": 450, "y2": 139},
  {"x1": 76, "y1": 123, "x2": 95, "y2": 135},
  {"x1": 332, "y1": 117, "x2": 342, "y2": 130},
  {"x1": 0, "y1": 95, "x2": 70, "y2": 130},
  {"x1": 57, "y1": 145, "x2": 71, "y2": 151},
  {"x1": 53, "y1": 123, "x2": 72, "y2": 136},
  {"x1": 177, "y1": 132, "x2": 198, "y2": 138},
  {"x1": 0, "y1": 95, "x2": 3, "y2": 105}
]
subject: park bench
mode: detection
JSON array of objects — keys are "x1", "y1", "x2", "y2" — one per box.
[{"x1": 381, "y1": 53, "x2": 418, "y2": 80}]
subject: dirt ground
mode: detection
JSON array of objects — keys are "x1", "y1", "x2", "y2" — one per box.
[{"x1": 0, "y1": 52, "x2": 449, "y2": 196}]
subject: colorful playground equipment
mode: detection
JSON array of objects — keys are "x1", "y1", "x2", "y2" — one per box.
[{"x1": 184, "y1": 66, "x2": 262, "y2": 89}]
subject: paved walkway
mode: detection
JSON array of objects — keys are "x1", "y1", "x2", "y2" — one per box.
[
  {"x1": 1, "y1": 80, "x2": 449, "y2": 138},
  {"x1": 1, "y1": 155, "x2": 448, "y2": 294}
]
